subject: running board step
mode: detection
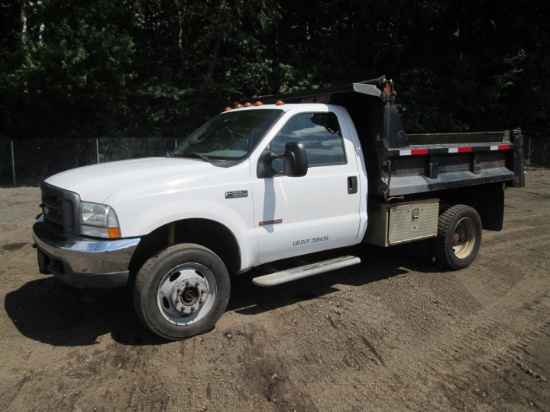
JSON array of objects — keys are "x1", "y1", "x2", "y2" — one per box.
[{"x1": 252, "y1": 255, "x2": 361, "y2": 287}]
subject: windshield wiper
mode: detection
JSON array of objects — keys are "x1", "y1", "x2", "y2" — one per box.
[
  {"x1": 192, "y1": 152, "x2": 210, "y2": 162},
  {"x1": 173, "y1": 152, "x2": 211, "y2": 162}
]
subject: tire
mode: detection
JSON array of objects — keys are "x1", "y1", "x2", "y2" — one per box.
[
  {"x1": 133, "y1": 243, "x2": 230, "y2": 340},
  {"x1": 433, "y1": 204, "x2": 482, "y2": 270}
]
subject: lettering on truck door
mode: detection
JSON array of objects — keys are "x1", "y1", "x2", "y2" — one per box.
[{"x1": 252, "y1": 109, "x2": 362, "y2": 263}]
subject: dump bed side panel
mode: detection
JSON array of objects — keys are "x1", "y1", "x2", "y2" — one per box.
[{"x1": 381, "y1": 132, "x2": 524, "y2": 197}]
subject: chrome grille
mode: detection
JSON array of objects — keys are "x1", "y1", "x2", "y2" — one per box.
[{"x1": 41, "y1": 183, "x2": 79, "y2": 239}]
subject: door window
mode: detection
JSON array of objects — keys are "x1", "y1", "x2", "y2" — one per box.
[{"x1": 269, "y1": 112, "x2": 346, "y2": 173}]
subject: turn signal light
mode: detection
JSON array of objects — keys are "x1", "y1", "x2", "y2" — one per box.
[{"x1": 108, "y1": 228, "x2": 121, "y2": 238}]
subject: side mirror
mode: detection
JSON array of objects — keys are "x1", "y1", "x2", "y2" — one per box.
[
  {"x1": 257, "y1": 142, "x2": 308, "y2": 178},
  {"x1": 283, "y1": 142, "x2": 308, "y2": 177}
]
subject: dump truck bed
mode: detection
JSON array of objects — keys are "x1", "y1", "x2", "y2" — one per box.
[{"x1": 383, "y1": 130, "x2": 523, "y2": 197}]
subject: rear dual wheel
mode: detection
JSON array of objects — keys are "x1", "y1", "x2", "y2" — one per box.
[
  {"x1": 433, "y1": 204, "x2": 482, "y2": 270},
  {"x1": 134, "y1": 244, "x2": 230, "y2": 340}
]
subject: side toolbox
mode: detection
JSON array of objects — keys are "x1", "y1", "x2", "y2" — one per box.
[{"x1": 364, "y1": 199, "x2": 439, "y2": 247}]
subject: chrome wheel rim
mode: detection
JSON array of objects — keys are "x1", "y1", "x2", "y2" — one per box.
[{"x1": 157, "y1": 263, "x2": 216, "y2": 325}]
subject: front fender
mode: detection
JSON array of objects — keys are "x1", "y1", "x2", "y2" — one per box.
[{"x1": 113, "y1": 194, "x2": 258, "y2": 272}]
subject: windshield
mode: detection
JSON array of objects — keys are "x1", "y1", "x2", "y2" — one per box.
[{"x1": 172, "y1": 109, "x2": 283, "y2": 161}]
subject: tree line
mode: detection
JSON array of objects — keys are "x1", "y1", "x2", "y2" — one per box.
[{"x1": 0, "y1": 0, "x2": 548, "y2": 140}]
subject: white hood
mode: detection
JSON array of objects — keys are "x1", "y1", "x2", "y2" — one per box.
[{"x1": 45, "y1": 157, "x2": 225, "y2": 203}]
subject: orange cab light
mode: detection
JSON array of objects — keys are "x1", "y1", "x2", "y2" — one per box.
[
  {"x1": 255, "y1": 101, "x2": 263, "y2": 106},
  {"x1": 235, "y1": 103, "x2": 243, "y2": 108},
  {"x1": 275, "y1": 100, "x2": 285, "y2": 105},
  {"x1": 224, "y1": 106, "x2": 232, "y2": 111},
  {"x1": 244, "y1": 102, "x2": 252, "y2": 107}
]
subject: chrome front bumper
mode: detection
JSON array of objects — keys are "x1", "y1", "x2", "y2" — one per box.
[{"x1": 33, "y1": 219, "x2": 140, "y2": 288}]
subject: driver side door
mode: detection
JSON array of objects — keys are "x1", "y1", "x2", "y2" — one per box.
[{"x1": 251, "y1": 110, "x2": 362, "y2": 263}]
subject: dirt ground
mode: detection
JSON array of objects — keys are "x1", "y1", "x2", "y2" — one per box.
[{"x1": 0, "y1": 169, "x2": 549, "y2": 412}]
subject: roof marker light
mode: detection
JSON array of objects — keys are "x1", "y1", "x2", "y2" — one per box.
[
  {"x1": 255, "y1": 101, "x2": 263, "y2": 106},
  {"x1": 244, "y1": 102, "x2": 252, "y2": 107},
  {"x1": 275, "y1": 100, "x2": 285, "y2": 105},
  {"x1": 224, "y1": 106, "x2": 232, "y2": 111},
  {"x1": 235, "y1": 103, "x2": 243, "y2": 109}
]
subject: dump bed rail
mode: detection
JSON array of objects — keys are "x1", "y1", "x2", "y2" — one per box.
[{"x1": 383, "y1": 130, "x2": 524, "y2": 198}]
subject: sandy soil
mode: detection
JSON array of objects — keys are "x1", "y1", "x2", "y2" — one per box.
[{"x1": 0, "y1": 169, "x2": 549, "y2": 411}]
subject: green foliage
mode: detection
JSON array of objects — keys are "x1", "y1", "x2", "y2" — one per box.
[
  {"x1": 1, "y1": 0, "x2": 137, "y2": 138},
  {"x1": 0, "y1": 0, "x2": 547, "y2": 140}
]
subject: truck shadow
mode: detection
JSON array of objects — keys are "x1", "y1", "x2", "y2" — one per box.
[
  {"x1": 227, "y1": 241, "x2": 438, "y2": 315},
  {"x1": 5, "y1": 241, "x2": 438, "y2": 347},
  {"x1": 4, "y1": 278, "x2": 163, "y2": 347}
]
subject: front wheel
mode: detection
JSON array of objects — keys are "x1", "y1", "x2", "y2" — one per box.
[
  {"x1": 133, "y1": 244, "x2": 230, "y2": 340},
  {"x1": 433, "y1": 204, "x2": 482, "y2": 270}
]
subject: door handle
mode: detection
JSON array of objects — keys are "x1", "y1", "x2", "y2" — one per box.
[{"x1": 348, "y1": 176, "x2": 358, "y2": 194}]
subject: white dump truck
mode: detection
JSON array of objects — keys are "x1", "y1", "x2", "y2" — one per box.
[{"x1": 33, "y1": 77, "x2": 525, "y2": 340}]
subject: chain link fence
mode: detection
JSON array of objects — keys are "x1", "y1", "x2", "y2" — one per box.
[
  {"x1": 0, "y1": 137, "x2": 179, "y2": 186},
  {"x1": 524, "y1": 136, "x2": 550, "y2": 169},
  {"x1": 1, "y1": 136, "x2": 549, "y2": 187}
]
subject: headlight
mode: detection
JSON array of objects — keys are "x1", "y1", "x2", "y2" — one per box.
[{"x1": 79, "y1": 202, "x2": 121, "y2": 238}]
